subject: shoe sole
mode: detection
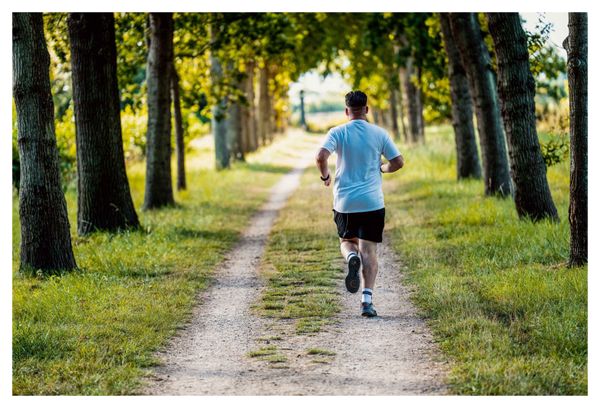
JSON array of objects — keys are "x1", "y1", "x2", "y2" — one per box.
[
  {"x1": 361, "y1": 310, "x2": 378, "y2": 318},
  {"x1": 345, "y1": 256, "x2": 361, "y2": 293}
]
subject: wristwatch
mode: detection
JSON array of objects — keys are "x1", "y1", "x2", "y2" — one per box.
[{"x1": 320, "y1": 174, "x2": 330, "y2": 181}]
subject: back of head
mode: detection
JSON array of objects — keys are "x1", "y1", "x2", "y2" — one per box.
[
  {"x1": 345, "y1": 90, "x2": 368, "y2": 118},
  {"x1": 345, "y1": 90, "x2": 367, "y2": 109}
]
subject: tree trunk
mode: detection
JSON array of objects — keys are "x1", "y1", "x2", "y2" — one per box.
[
  {"x1": 68, "y1": 13, "x2": 140, "y2": 234},
  {"x1": 275, "y1": 93, "x2": 288, "y2": 134},
  {"x1": 380, "y1": 108, "x2": 389, "y2": 129},
  {"x1": 415, "y1": 66, "x2": 426, "y2": 142},
  {"x1": 227, "y1": 99, "x2": 243, "y2": 161},
  {"x1": 487, "y1": 13, "x2": 559, "y2": 221},
  {"x1": 389, "y1": 86, "x2": 400, "y2": 139},
  {"x1": 449, "y1": 12, "x2": 512, "y2": 196},
  {"x1": 241, "y1": 60, "x2": 258, "y2": 152},
  {"x1": 403, "y1": 57, "x2": 421, "y2": 143},
  {"x1": 13, "y1": 13, "x2": 77, "y2": 272},
  {"x1": 143, "y1": 13, "x2": 174, "y2": 209},
  {"x1": 210, "y1": 24, "x2": 230, "y2": 170},
  {"x1": 171, "y1": 65, "x2": 186, "y2": 190},
  {"x1": 258, "y1": 64, "x2": 271, "y2": 146},
  {"x1": 397, "y1": 69, "x2": 409, "y2": 142},
  {"x1": 372, "y1": 109, "x2": 380, "y2": 126},
  {"x1": 566, "y1": 12, "x2": 588, "y2": 266},
  {"x1": 439, "y1": 13, "x2": 482, "y2": 180}
]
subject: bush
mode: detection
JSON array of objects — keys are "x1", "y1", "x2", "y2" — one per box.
[
  {"x1": 121, "y1": 104, "x2": 148, "y2": 161},
  {"x1": 540, "y1": 133, "x2": 569, "y2": 167},
  {"x1": 54, "y1": 107, "x2": 77, "y2": 189}
]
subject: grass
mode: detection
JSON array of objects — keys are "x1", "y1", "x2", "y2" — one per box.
[
  {"x1": 247, "y1": 346, "x2": 288, "y2": 367},
  {"x1": 12, "y1": 131, "x2": 320, "y2": 395},
  {"x1": 255, "y1": 167, "x2": 342, "y2": 335},
  {"x1": 306, "y1": 348, "x2": 336, "y2": 356},
  {"x1": 384, "y1": 124, "x2": 587, "y2": 395},
  {"x1": 13, "y1": 123, "x2": 585, "y2": 395}
]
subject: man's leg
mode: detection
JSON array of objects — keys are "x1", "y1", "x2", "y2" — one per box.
[
  {"x1": 358, "y1": 239, "x2": 378, "y2": 317},
  {"x1": 358, "y1": 239, "x2": 378, "y2": 289},
  {"x1": 340, "y1": 237, "x2": 361, "y2": 293},
  {"x1": 339, "y1": 237, "x2": 359, "y2": 261}
]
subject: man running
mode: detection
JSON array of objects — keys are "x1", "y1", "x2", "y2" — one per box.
[{"x1": 315, "y1": 90, "x2": 404, "y2": 317}]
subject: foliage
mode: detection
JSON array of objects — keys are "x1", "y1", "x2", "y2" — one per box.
[
  {"x1": 539, "y1": 132, "x2": 570, "y2": 167},
  {"x1": 524, "y1": 13, "x2": 568, "y2": 104},
  {"x1": 44, "y1": 13, "x2": 72, "y2": 120},
  {"x1": 120, "y1": 104, "x2": 148, "y2": 160},
  {"x1": 386, "y1": 125, "x2": 586, "y2": 395},
  {"x1": 54, "y1": 107, "x2": 78, "y2": 189},
  {"x1": 115, "y1": 12, "x2": 148, "y2": 112}
]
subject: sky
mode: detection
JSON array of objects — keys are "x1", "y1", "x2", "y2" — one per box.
[{"x1": 288, "y1": 12, "x2": 569, "y2": 106}]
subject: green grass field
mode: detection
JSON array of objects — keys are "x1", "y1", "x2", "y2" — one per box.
[
  {"x1": 384, "y1": 125, "x2": 587, "y2": 395},
  {"x1": 12, "y1": 124, "x2": 587, "y2": 395},
  {"x1": 11, "y1": 132, "x2": 316, "y2": 395}
]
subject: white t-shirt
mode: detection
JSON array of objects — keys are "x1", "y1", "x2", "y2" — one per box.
[{"x1": 322, "y1": 119, "x2": 401, "y2": 213}]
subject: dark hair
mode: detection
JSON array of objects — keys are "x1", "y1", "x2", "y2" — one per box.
[{"x1": 345, "y1": 90, "x2": 367, "y2": 108}]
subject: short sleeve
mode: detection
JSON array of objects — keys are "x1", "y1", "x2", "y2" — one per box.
[
  {"x1": 382, "y1": 133, "x2": 401, "y2": 160},
  {"x1": 322, "y1": 129, "x2": 337, "y2": 153}
]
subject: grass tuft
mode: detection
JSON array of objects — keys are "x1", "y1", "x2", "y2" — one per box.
[{"x1": 306, "y1": 348, "x2": 336, "y2": 356}]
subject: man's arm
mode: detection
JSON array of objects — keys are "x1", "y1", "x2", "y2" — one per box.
[
  {"x1": 315, "y1": 148, "x2": 332, "y2": 186},
  {"x1": 380, "y1": 155, "x2": 404, "y2": 174}
]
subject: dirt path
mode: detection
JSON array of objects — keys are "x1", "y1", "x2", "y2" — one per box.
[
  {"x1": 144, "y1": 153, "x2": 311, "y2": 395},
  {"x1": 144, "y1": 147, "x2": 447, "y2": 395},
  {"x1": 237, "y1": 241, "x2": 449, "y2": 395}
]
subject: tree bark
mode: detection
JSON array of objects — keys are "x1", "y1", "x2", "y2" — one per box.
[
  {"x1": 449, "y1": 13, "x2": 512, "y2": 196},
  {"x1": 389, "y1": 86, "x2": 400, "y2": 139},
  {"x1": 171, "y1": 65, "x2": 186, "y2": 190},
  {"x1": 397, "y1": 68, "x2": 409, "y2": 142},
  {"x1": 403, "y1": 57, "x2": 422, "y2": 143},
  {"x1": 372, "y1": 109, "x2": 380, "y2": 126},
  {"x1": 380, "y1": 108, "x2": 389, "y2": 129},
  {"x1": 439, "y1": 13, "x2": 482, "y2": 180},
  {"x1": 415, "y1": 65, "x2": 426, "y2": 142},
  {"x1": 210, "y1": 24, "x2": 230, "y2": 170},
  {"x1": 241, "y1": 60, "x2": 258, "y2": 152},
  {"x1": 13, "y1": 13, "x2": 77, "y2": 272},
  {"x1": 227, "y1": 98, "x2": 243, "y2": 161},
  {"x1": 143, "y1": 13, "x2": 174, "y2": 209},
  {"x1": 487, "y1": 13, "x2": 559, "y2": 221},
  {"x1": 566, "y1": 12, "x2": 588, "y2": 266},
  {"x1": 258, "y1": 64, "x2": 272, "y2": 146},
  {"x1": 68, "y1": 13, "x2": 140, "y2": 234}
]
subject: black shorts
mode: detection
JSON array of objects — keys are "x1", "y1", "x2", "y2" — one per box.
[{"x1": 333, "y1": 208, "x2": 385, "y2": 243}]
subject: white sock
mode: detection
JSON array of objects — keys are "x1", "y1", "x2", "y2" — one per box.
[
  {"x1": 346, "y1": 251, "x2": 358, "y2": 262},
  {"x1": 362, "y1": 288, "x2": 373, "y2": 304}
]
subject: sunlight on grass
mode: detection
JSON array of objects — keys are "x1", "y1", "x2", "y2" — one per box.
[
  {"x1": 385, "y1": 124, "x2": 587, "y2": 395},
  {"x1": 12, "y1": 131, "x2": 322, "y2": 395}
]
